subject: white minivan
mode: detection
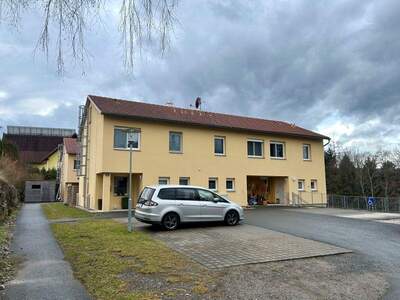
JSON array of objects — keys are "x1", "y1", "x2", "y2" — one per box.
[{"x1": 134, "y1": 185, "x2": 244, "y2": 230}]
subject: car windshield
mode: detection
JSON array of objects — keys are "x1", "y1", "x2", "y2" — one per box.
[{"x1": 138, "y1": 187, "x2": 155, "y2": 203}]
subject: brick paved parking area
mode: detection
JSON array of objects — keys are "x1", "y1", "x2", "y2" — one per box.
[{"x1": 152, "y1": 224, "x2": 351, "y2": 269}]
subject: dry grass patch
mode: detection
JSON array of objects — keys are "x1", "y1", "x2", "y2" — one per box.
[
  {"x1": 0, "y1": 210, "x2": 19, "y2": 285},
  {"x1": 41, "y1": 203, "x2": 92, "y2": 220},
  {"x1": 51, "y1": 220, "x2": 216, "y2": 299}
]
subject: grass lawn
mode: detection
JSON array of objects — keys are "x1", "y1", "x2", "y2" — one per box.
[
  {"x1": 41, "y1": 203, "x2": 93, "y2": 220},
  {"x1": 51, "y1": 220, "x2": 215, "y2": 299}
]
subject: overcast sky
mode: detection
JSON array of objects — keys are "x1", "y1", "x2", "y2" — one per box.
[{"x1": 0, "y1": 0, "x2": 399, "y2": 150}]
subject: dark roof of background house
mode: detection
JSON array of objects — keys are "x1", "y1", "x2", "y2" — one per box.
[
  {"x1": 3, "y1": 134, "x2": 64, "y2": 164},
  {"x1": 89, "y1": 95, "x2": 329, "y2": 140},
  {"x1": 63, "y1": 138, "x2": 78, "y2": 155},
  {"x1": 39, "y1": 147, "x2": 59, "y2": 163}
]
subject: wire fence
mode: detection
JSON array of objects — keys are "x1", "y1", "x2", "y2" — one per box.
[{"x1": 327, "y1": 194, "x2": 400, "y2": 213}]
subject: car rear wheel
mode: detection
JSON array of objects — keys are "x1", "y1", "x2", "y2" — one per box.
[
  {"x1": 162, "y1": 212, "x2": 180, "y2": 230},
  {"x1": 225, "y1": 210, "x2": 239, "y2": 226}
]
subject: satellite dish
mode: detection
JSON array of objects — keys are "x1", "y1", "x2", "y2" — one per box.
[{"x1": 195, "y1": 97, "x2": 202, "y2": 109}]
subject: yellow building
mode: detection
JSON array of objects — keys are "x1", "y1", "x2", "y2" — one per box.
[
  {"x1": 59, "y1": 138, "x2": 79, "y2": 205},
  {"x1": 77, "y1": 95, "x2": 329, "y2": 211},
  {"x1": 38, "y1": 148, "x2": 60, "y2": 170}
]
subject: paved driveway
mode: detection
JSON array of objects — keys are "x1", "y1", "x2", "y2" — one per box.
[
  {"x1": 1, "y1": 204, "x2": 90, "y2": 300},
  {"x1": 152, "y1": 224, "x2": 350, "y2": 269},
  {"x1": 245, "y1": 207, "x2": 400, "y2": 300}
]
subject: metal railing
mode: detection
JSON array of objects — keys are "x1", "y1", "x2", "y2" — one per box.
[
  {"x1": 292, "y1": 192, "x2": 327, "y2": 206},
  {"x1": 327, "y1": 194, "x2": 400, "y2": 213}
]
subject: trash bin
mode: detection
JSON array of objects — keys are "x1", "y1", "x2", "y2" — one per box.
[
  {"x1": 98, "y1": 199, "x2": 102, "y2": 211},
  {"x1": 121, "y1": 197, "x2": 129, "y2": 209}
]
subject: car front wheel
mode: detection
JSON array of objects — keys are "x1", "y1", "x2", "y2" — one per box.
[
  {"x1": 225, "y1": 210, "x2": 239, "y2": 226},
  {"x1": 162, "y1": 212, "x2": 180, "y2": 230}
]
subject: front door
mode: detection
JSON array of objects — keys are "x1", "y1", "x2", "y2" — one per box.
[
  {"x1": 175, "y1": 188, "x2": 202, "y2": 222},
  {"x1": 198, "y1": 189, "x2": 226, "y2": 221},
  {"x1": 275, "y1": 179, "x2": 285, "y2": 205}
]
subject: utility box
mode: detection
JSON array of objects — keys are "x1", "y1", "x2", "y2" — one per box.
[{"x1": 25, "y1": 180, "x2": 57, "y2": 203}]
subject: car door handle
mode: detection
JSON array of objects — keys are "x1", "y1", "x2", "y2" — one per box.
[{"x1": 177, "y1": 203, "x2": 183, "y2": 206}]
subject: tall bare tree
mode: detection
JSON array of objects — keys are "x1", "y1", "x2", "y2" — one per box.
[
  {"x1": 352, "y1": 150, "x2": 366, "y2": 197},
  {"x1": 0, "y1": 0, "x2": 178, "y2": 74}
]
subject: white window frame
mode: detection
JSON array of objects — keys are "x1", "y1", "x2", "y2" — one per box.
[
  {"x1": 158, "y1": 177, "x2": 170, "y2": 185},
  {"x1": 169, "y1": 131, "x2": 183, "y2": 153},
  {"x1": 226, "y1": 178, "x2": 235, "y2": 192},
  {"x1": 113, "y1": 127, "x2": 141, "y2": 150},
  {"x1": 311, "y1": 179, "x2": 318, "y2": 191},
  {"x1": 208, "y1": 177, "x2": 218, "y2": 191},
  {"x1": 270, "y1": 141, "x2": 286, "y2": 159},
  {"x1": 247, "y1": 139, "x2": 264, "y2": 158},
  {"x1": 214, "y1": 136, "x2": 226, "y2": 156},
  {"x1": 179, "y1": 177, "x2": 190, "y2": 185},
  {"x1": 297, "y1": 179, "x2": 305, "y2": 191},
  {"x1": 303, "y1": 144, "x2": 311, "y2": 161}
]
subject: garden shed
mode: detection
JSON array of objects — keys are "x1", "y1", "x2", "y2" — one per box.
[{"x1": 25, "y1": 180, "x2": 57, "y2": 203}]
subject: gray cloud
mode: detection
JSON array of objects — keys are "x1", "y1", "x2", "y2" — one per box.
[{"x1": 0, "y1": 0, "x2": 399, "y2": 150}]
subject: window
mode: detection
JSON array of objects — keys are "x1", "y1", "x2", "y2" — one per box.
[
  {"x1": 179, "y1": 177, "x2": 190, "y2": 185},
  {"x1": 303, "y1": 144, "x2": 311, "y2": 160},
  {"x1": 114, "y1": 176, "x2": 128, "y2": 196},
  {"x1": 138, "y1": 187, "x2": 155, "y2": 203},
  {"x1": 311, "y1": 179, "x2": 318, "y2": 191},
  {"x1": 32, "y1": 184, "x2": 41, "y2": 189},
  {"x1": 158, "y1": 188, "x2": 176, "y2": 199},
  {"x1": 169, "y1": 132, "x2": 182, "y2": 152},
  {"x1": 113, "y1": 128, "x2": 140, "y2": 150},
  {"x1": 270, "y1": 142, "x2": 285, "y2": 159},
  {"x1": 73, "y1": 159, "x2": 79, "y2": 170},
  {"x1": 158, "y1": 177, "x2": 170, "y2": 185},
  {"x1": 297, "y1": 179, "x2": 305, "y2": 191},
  {"x1": 208, "y1": 177, "x2": 218, "y2": 191},
  {"x1": 198, "y1": 189, "x2": 215, "y2": 201},
  {"x1": 214, "y1": 136, "x2": 225, "y2": 155},
  {"x1": 226, "y1": 178, "x2": 235, "y2": 191},
  {"x1": 175, "y1": 188, "x2": 197, "y2": 200},
  {"x1": 247, "y1": 139, "x2": 263, "y2": 157}
]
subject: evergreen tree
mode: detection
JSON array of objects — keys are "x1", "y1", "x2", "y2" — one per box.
[
  {"x1": 337, "y1": 154, "x2": 357, "y2": 195},
  {"x1": 325, "y1": 148, "x2": 339, "y2": 194}
]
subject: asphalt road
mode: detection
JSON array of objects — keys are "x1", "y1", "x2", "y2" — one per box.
[
  {"x1": 245, "y1": 207, "x2": 400, "y2": 300},
  {"x1": 1, "y1": 204, "x2": 90, "y2": 300}
]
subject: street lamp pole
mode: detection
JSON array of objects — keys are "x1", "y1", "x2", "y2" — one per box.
[{"x1": 127, "y1": 132, "x2": 134, "y2": 233}]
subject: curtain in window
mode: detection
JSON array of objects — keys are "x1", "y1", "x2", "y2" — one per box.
[
  {"x1": 114, "y1": 129, "x2": 127, "y2": 148},
  {"x1": 214, "y1": 138, "x2": 224, "y2": 154},
  {"x1": 128, "y1": 131, "x2": 139, "y2": 148},
  {"x1": 169, "y1": 132, "x2": 181, "y2": 152}
]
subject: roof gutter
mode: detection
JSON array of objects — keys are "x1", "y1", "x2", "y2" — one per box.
[{"x1": 103, "y1": 112, "x2": 329, "y2": 141}]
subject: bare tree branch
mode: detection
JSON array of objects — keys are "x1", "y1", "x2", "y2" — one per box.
[{"x1": 0, "y1": 0, "x2": 178, "y2": 74}]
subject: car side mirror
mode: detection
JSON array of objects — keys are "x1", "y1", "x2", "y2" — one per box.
[{"x1": 212, "y1": 197, "x2": 219, "y2": 203}]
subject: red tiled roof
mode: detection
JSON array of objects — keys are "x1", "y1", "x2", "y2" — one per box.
[
  {"x1": 3, "y1": 134, "x2": 64, "y2": 164},
  {"x1": 63, "y1": 138, "x2": 78, "y2": 155},
  {"x1": 88, "y1": 95, "x2": 329, "y2": 140}
]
